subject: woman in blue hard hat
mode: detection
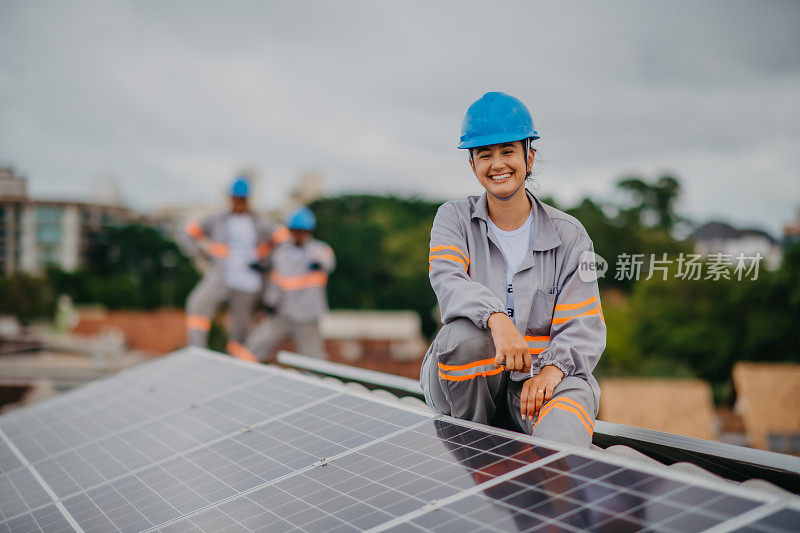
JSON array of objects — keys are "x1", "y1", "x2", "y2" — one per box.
[
  {"x1": 243, "y1": 207, "x2": 336, "y2": 362},
  {"x1": 421, "y1": 92, "x2": 606, "y2": 446}
]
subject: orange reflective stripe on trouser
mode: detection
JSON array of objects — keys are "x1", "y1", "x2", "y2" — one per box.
[
  {"x1": 186, "y1": 314, "x2": 211, "y2": 332},
  {"x1": 270, "y1": 271, "x2": 328, "y2": 291},
  {"x1": 227, "y1": 340, "x2": 258, "y2": 363},
  {"x1": 185, "y1": 221, "x2": 204, "y2": 239},
  {"x1": 438, "y1": 357, "x2": 502, "y2": 382},
  {"x1": 531, "y1": 397, "x2": 594, "y2": 435},
  {"x1": 206, "y1": 241, "x2": 230, "y2": 258}
]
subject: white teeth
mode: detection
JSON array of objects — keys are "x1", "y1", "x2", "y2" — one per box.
[{"x1": 490, "y1": 173, "x2": 512, "y2": 181}]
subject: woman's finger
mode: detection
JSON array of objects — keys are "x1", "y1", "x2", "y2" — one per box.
[
  {"x1": 494, "y1": 352, "x2": 504, "y2": 368},
  {"x1": 506, "y1": 352, "x2": 516, "y2": 371},
  {"x1": 520, "y1": 383, "x2": 530, "y2": 421},
  {"x1": 534, "y1": 387, "x2": 545, "y2": 417},
  {"x1": 522, "y1": 353, "x2": 532, "y2": 373},
  {"x1": 544, "y1": 382, "x2": 554, "y2": 402}
]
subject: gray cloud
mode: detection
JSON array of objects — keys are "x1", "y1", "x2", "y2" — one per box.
[{"x1": 1, "y1": 0, "x2": 798, "y2": 234}]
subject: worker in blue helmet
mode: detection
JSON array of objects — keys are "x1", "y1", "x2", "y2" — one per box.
[
  {"x1": 244, "y1": 206, "x2": 335, "y2": 362},
  {"x1": 181, "y1": 175, "x2": 290, "y2": 361},
  {"x1": 420, "y1": 92, "x2": 606, "y2": 447}
]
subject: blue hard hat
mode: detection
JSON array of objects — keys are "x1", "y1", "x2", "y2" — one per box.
[
  {"x1": 286, "y1": 207, "x2": 316, "y2": 231},
  {"x1": 230, "y1": 176, "x2": 250, "y2": 198},
  {"x1": 458, "y1": 92, "x2": 539, "y2": 149}
]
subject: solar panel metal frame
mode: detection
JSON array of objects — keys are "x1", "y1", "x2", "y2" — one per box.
[{"x1": 1, "y1": 347, "x2": 799, "y2": 533}]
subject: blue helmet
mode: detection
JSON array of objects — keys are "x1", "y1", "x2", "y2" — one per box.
[
  {"x1": 286, "y1": 207, "x2": 316, "y2": 231},
  {"x1": 230, "y1": 176, "x2": 250, "y2": 198},
  {"x1": 458, "y1": 92, "x2": 539, "y2": 149}
]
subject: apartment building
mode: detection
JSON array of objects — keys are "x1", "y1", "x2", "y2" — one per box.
[{"x1": 0, "y1": 166, "x2": 135, "y2": 275}]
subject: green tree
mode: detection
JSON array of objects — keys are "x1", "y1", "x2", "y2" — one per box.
[
  {"x1": 0, "y1": 273, "x2": 55, "y2": 324},
  {"x1": 310, "y1": 195, "x2": 441, "y2": 336},
  {"x1": 626, "y1": 244, "x2": 800, "y2": 401},
  {"x1": 617, "y1": 174, "x2": 683, "y2": 233},
  {"x1": 48, "y1": 225, "x2": 199, "y2": 310}
]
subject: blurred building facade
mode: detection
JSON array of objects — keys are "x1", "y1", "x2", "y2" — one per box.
[
  {"x1": 0, "y1": 166, "x2": 135, "y2": 275},
  {"x1": 689, "y1": 221, "x2": 783, "y2": 270}
]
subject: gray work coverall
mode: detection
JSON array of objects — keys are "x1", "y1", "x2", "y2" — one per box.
[
  {"x1": 245, "y1": 238, "x2": 335, "y2": 361},
  {"x1": 182, "y1": 213, "x2": 289, "y2": 358},
  {"x1": 421, "y1": 190, "x2": 605, "y2": 447}
]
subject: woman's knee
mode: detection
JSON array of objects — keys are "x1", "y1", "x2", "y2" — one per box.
[{"x1": 436, "y1": 318, "x2": 494, "y2": 361}]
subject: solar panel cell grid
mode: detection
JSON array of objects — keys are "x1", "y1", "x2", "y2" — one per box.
[
  {"x1": 0, "y1": 504, "x2": 74, "y2": 533},
  {"x1": 735, "y1": 508, "x2": 800, "y2": 533},
  {"x1": 154, "y1": 420, "x2": 556, "y2": 532},
  {"x1": 0, "y1": 442, "x2": 22, "y2": 475},
  {"x1": 0, "y1": 467, "x2": 53, "y2": 522},
  {"x1": 396, "y1": 454, "x2": 771, "y2": 532}
]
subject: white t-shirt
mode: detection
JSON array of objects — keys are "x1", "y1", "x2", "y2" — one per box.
[
  {"x1": 224, "y1": 214, "x2": 262, "y2": 294},
  {"x1": 487, "y1": 209, "x2": 533, "y2": 322}
]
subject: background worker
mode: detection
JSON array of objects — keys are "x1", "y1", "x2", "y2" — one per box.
[
  {"x1": 182, "y1": 176, "x2": 289, "y2": 360},
  {"x1": 244, "y1": 206, "x2": 335, "y2": 362},
  {"x1": 420, "y1": 92, "x2": 606, "y2": 447}
]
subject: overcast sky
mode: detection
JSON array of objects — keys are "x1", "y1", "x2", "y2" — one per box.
[{"x1": 1, "y1": 1, "x2": 798, "y2": 235}]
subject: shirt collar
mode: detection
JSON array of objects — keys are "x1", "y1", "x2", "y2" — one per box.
[{"x1": 471, "y1": 189, "x2": 561, "y2": 252}]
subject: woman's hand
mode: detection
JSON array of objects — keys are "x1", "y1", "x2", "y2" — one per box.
[
  {"x1": 488, "y1": 312, "x2": 531, "y2": 372},
  {"x1": 521, "y1": 365, "x2": 565, "y2": 422}
]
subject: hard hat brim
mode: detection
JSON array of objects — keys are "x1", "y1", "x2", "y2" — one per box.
[{"x1": 458, "y1": 131, "x2": 539, "y2": 150}]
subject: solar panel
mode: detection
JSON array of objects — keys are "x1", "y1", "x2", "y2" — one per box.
[
  {"x1": 1, "y1": 348, "x2": 798, "y2": 532},
  {"x1": 386, "y1": 453, "x2": 768, "y2": 532}
]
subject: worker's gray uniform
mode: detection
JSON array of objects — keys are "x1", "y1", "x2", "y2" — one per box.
[
  {"x1": 182, "y1": 213, "x2": 287, "y2": 350},
  {"x1": 421, "y1": 191, "x2": 605, "y2": 447},
  {"x1": 246, "y1": 238, "x2": 335, "y2": 361}
]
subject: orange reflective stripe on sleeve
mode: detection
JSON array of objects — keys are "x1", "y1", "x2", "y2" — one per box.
[
  {"x1": 186, "y1": 314, "x2": 211, "y2": 332},
  {"x1": 227, "y1": 340, "x2": 258, "y2": 363},
  {"x1": 525, "y1": 335, "x2": 550, "y2": 355},
  {"x1": 185, "y1": 221, "x2": 204, "y2": 239},
  {"x1": 270, "y1": 271, "x2": 328, "y2": 290},
  {"x1": 429, "y1": 245, "x2": 469, "y2": 265},
  {"x1": 552, "y1": 307, "x2": 602, "y2": 325},
  {"x1": 554, "y1": 296, "x2": 597, "y2": 312},
  {"x1": 429, "y1": 255, "x2": 469, "y2": 273},
  {"x1": 272, "y1": 226, "x2": 290, "y2": 244},
  {"x1": 206, "y1": 241, "x2": 229, "y2": 258},
  {"x1": 257, "y1": 242, "x2": 271, "y2": 258}
]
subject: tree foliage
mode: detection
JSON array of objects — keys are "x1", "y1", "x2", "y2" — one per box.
[
  {"x1": 47, "y1": 225, "x2": 200, "y2": 309},
  {"x1": 0, "y1": 273, "x2": 55, "y2": 324},
  {"x1": 310, "y1": 195, "x2": 441, "y2": 336},
  {"x1": 626, "y1": 243, "x2": 800, "y2": 399}
]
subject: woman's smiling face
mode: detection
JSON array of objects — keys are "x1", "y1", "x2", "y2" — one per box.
[{"x1": 469, "y1": 141, "x2": 533, "y2": 198}]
